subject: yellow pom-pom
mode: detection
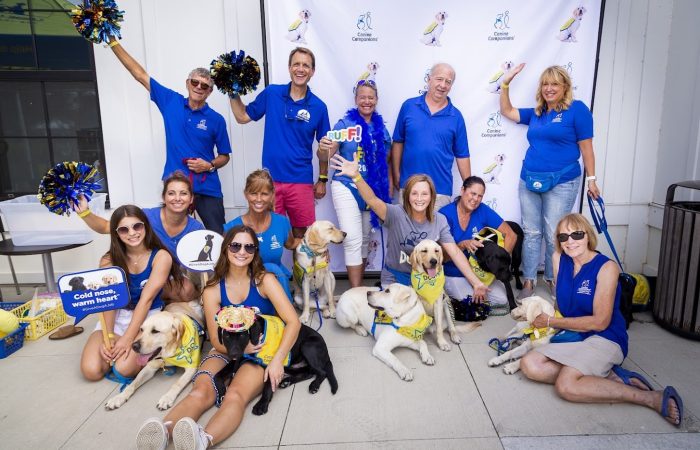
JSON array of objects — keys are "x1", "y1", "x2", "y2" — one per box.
[{"x1": 0, "y1": 309, "x2": 20, "y2": 335}]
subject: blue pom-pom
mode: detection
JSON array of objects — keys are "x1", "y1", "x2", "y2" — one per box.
[
  {"x1": 210, "y1": 50, "x2": 261, "y2": 97},
  {"x1": 71, "y1": 0, "x2": 125, "y2": 44},
  {"x1": 38, "y1": 162, "x2": 102, "y2": 216}
]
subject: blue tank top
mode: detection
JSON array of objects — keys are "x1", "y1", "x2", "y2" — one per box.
[
  {"x1": 219, "y1": 278, "x2": 276, "y2": 316},
  {"x1": 556, "y1": 253, "x2": 628, "y2": 356},
  {"x1": 127, "y1": 249, "x2": 164, "y2": 310}
]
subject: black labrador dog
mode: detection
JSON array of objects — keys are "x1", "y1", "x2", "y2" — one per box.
[
  {"x1": 474, "y1": 239, "x2": 517, "y2": 310},
  {"x1": 505, "y1": 221, "x2": 524, "y2": 290},
  {"x1": 214, "y1": 316, "x2": 338, "y2": 415}
]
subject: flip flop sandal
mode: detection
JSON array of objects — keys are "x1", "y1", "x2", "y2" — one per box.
[
  {"x1": 661, "y1": 386, "x2": 683, "y2": 428},
  {"x1": 611, "y1": 365, "x2": 654, "y2": 391},
  {"x1": 49, "y1": 325, "x2": 84, "y2": 340}
]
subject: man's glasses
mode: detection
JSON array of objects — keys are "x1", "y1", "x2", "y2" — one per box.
[
  {"x1": 557, "y1": 230, "x2": 586, "y2": 243},
  {"x1": 189, "y1": 79, "x2": 212, "y2": 91},
  {"x1": 116, "y1": 222, "x2": 145, "y2": 236},
  {"x1": 228, "y1": 242, "x2": 257, "y2": 255}
]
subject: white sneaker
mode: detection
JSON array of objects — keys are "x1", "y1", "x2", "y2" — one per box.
[
  {"x1": 173, "y1": 417, "x2": 212, "y2": 450},
  {"x1": 136, "y1": 417, "x2": 168, "y2": 450}
]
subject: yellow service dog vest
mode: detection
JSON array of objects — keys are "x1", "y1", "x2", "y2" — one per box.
[
  {"x1": 468, "y1": 227, "x2": 506, "y2": 286},
  {"x1": 372, "y1": 310, "x2": 433, "y2": 341},
  {"x1": 242, "y1": 315, "x2": 291, "y2": 367}
]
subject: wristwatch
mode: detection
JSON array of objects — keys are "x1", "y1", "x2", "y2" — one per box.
[{"x1": 208, "y1": 160, "x2": 216, "y2": 173}]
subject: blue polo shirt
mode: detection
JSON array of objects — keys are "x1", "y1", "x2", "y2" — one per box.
[
  {"x1": 518, "y1": 100, "x2": 593, "y2": 183},
  {"x1": 150, "y1": 78, "x2": 232, "y2": 198},
  {"x1": 439, "y1": 201, "x2": 503, "y2": 277},
  {"x1": 392, "y1": 95, "x2": 469, "y2": 196},
  {"x1": 246, "y1": 83, "x2": 330, "y2": 184}
]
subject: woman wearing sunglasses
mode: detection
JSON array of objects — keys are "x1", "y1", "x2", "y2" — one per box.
[
  {"x1": 519, "y1": 213, "x2": 683, "y2": 427},
  {"x1": 318, "y1": 79, "x2": 391, "y2": 287},
  {"x1": 223, "y1": 169, "x2": 296, "y2": 299},
  {"x1": 81, "y1": 205, "x2": 182, "y2": 383},
  {"x1": 76, "y1": 171, "x2": 203, "y2": 303},
  {"x1": 135, "y1": 225, "x2": 300, "y2": 449}
]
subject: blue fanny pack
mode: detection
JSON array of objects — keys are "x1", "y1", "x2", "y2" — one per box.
[{"x1": 524, "y1": 162, "x2": 579, "y2": 193}]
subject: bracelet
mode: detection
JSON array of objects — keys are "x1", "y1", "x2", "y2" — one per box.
[
  {"x1": 546, "y1": 316, "x2": 551, "y2": 328},
  {"x1": 108, "y1": 40, "x2": 120, "y2": 48},
  {"x1": 585, "y1": 175, "x2": 597, "y2": 182},
  {"x1": 501, "y1": 82, "x2": 509, "y2": 89},
  {"x1": 352, "y1": 175, "x2": 362, "y2": 183},
  {"x1": 77, "y1": 209, "x2": 91, "y2": 218},
  {"x1": 108, "y1": 333, "x2": 115, "y2": 339},
  {"x1": 318, "y1": 174, "x2": 328, "y2": 183}
]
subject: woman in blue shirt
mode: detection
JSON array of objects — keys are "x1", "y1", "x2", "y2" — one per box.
[
  {"x1": 223, "y1": 170, "x2": 296, "y2": 299},
  {"x1": 500, "y1": 64, "x2": 601, "y2": 300},
  {"x1": 439, "y1": 176, "x2": 516, "y2": 306},
  {"x1": 520, "y1": 214, "x2": 683, "y2": 427}
]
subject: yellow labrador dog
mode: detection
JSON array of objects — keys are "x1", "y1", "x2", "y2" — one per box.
[
  {"x1": 409, "y1": 239, "x2": 478, "y2": 351},
  {"x1": 488, "y1": 296, "x2": 557, "y2": 374},
  {"x1": 294, "y1": 220, "x2": 346, "y2": 325},
  {"x1": 105, "y1": 300, "x2": 204, "y2": 410},
  {"x1": 336, "y1": 284, "x2": 435, "y2": 381}
]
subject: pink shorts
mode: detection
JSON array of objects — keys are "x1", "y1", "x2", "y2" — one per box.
[{"x1": 274, "y1": 182, "x2": 315, "y2": 228}]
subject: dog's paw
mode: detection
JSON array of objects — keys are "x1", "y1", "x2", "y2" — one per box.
[
  {"x1": 156, "y1": 393, "x2": 176, "y2": 410},
  {"x1": 503, "y1": 361, "x2": 521, "y2": 374},
  {"x1": 279, "y1": 377, "x2": 292, "y2": 389},
  {"x1": 299, "y1": 312, "x2": 311, "y2": 325},
  {"x1": 322, "y1": 309, "x2": 331, "y2": 318},
  {"x1": 105, "y1": 394, "x2": 127, "y2": 410},
  {"x1": 438, "y1": 340, "x2": 452, "y2": 352},
  {"x1": 488, "y1": 357, "x2": 502, "y2": 367},
  {"x1": 449, "y1": 332, "x2": 462, "y2": 345},
  {"x1": 252, "y1": 400, "x2": 269, "y2": 416},
  {"x1": 328, "y1": 310, "x2": 336, "y2": 319},
  {"x1": 421, "y1": 353, "x2": 435, "y2": 366},
  {"x1": 398, "y1": 369, "x2": 414, "y2": 381},
  {"x1": 353, "y1": 325, "x2": 368, "y2": 337}
]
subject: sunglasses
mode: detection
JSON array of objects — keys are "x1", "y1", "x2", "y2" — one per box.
[
  {"x1": 557, "y1": 230, "x2": 586, "y2": 243},
  {"x1": 228, "y1": 242, "x2": 257, "y2": 255},
  {"x1": 116, "y1": 222, "x2": 145, "y2": 236},
  {"x1": 189, "y1": 79, "x2": 212, "y2": 91},
  {"x1": 356, "y1": 79, "x2": 377, "y2": 88}
]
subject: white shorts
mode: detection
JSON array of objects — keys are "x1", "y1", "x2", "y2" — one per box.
[
  {"x1": 444, "y1": 276, "x2": 509, "y2": 306},
  {"x1": 332, "y1": 181, "x2": 372, "y2": 266},
  {"x1": 94, "y1": 308, "x2": 160, "y2": 336}
]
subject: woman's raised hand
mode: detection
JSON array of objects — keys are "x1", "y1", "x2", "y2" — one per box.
[
  {"x1": 503, "y1": 63, "x2": 526, "y2": 86},
  {"x1": 330, "y1": 152, "x2": 360, "y2": 178}
]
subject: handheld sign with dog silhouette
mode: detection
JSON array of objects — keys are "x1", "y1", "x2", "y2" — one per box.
[
  {"x1": 58, "y1": 267, "x2": 130, "y2": 324},
  {"x1": 176, "y1": 230, "x2": 224, "y2": 273}
]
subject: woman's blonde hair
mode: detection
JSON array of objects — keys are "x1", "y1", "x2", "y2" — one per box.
[
  {"x1": 535, "y1": 66, "x2": 573, "y2": 116},
  {"x1": 402, "y1": 174, "x2": 436, "y2": 222},
  {"x1": 244, "y1": 169, "x2": 275, "y2": 212},
  {"x1": 555, "y1": 213, "x2": 597, "y2": 253}
]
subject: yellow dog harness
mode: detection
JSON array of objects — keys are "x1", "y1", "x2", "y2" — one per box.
[
  {"x1": 468, "y1": 227, "x2": 506, "y2": 286},
  {"x1": 410, "y1": 268, "x2": 445, "y2": 306},
  {"x1": 163, "y1": 315, "x2": 204, "y2": 369},
  {"x1": 372, "y1": 310, "x2": 433, "y2": 341},
  {"x1": 522, "y1": 310, "x2": 564, "y2": 340},
  {"x1": 242, "y1": 315, "x2": 291, "y2": 367}
]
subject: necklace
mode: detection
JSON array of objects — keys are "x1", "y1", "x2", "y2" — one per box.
[{"x1": 127, "y1": 251, "x2": 148, "y2": 268}]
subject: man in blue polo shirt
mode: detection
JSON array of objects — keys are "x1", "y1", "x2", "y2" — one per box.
[
  {"x1": 107, "y1": 38, "x2": 231, "y2": 233},
  {"x1": 391, "y1": 63, "x2": 471, "y2": 209},
  {"x1": 230, "y1": 47, "x2": 330, "y2": 238}
]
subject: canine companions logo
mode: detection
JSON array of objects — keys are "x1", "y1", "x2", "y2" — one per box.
[
  {"x1": 561, "y1": 61, "x2": 578, "y2": 91},
  {"x1": 418, "y1": 68, "x2": 431, "y2": 95},
  {"x1": 196, "y1": 119, "x2": 207, "y2": 131},
  {"x1": 420, "y1": 11, "x2": 447, "y2": 46},
  {"x1": 353, "y1": 11, "x2": 378, "y2": 42},
  {"x1": 482, "y1": 111, "x2": 506, "y2": 138},
  {"x1": 552, "y1": 113, "x2": 563, "y2": 123},
  {"x1": 484, "y1": 198, "x2": 498, "y2": 211},
  {"x1": 487, "y1": 61, "x2": 514, "y2": 94},
  {"x1": 489, "y1": 10, "x2": 514, "y2": 41},
  {"x1": 558, "y1": 6, "x2": 586, "y2": 42},
  {"x1": 357, "y1": 11, "x2": 372, "y2": 30},
  {"x1": 483, "y1": 154, "x2": 506, "y2": 185},
  {"x1": 577, "y1": 279, "x2": 592, "y2": 295},
  {"x1": 287, "y1": 9, "x2": 311, "y2": 44}
]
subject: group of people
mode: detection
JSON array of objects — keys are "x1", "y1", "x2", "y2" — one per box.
[{"x1": 75, "y1": 40, "x2": 681, "y2": 449}]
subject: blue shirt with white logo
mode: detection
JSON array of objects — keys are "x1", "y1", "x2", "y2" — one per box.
[
  {"x1": 246, "y1": 83, "x2": 330, "y2": 184},
  {"x1": 556, "y1": 252, "x2": 628, "y2": 356},
  {"x1": 143, "y1": 207, "x2": 204, "y2": 264},
  {"x1": 392, "y1": 95, "x2": 470, "y2": 196},
  {"x1": 223, "y1": 213, "x2": 291, "y2": 267},
  {"x1": 439, "y1": 201, "x2": 504, "y2": 277},
  {"x1": 517, "y1": 100, "x2": 593, "y2": 183},
  {"x1": 149, "y1": 78, "x2": 232, "y2": 198}
]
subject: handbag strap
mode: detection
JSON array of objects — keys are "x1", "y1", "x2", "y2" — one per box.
[{"x1": 587, "y1": 195, "x2": 624, "y2": 271}]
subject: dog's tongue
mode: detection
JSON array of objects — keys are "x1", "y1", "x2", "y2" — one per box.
[
  {"x1": 427, "y1": 267, "x2": 437, "y2": 278},
  {"x1": 136, "y1": 352, "x2": 154, "y2": 367}
]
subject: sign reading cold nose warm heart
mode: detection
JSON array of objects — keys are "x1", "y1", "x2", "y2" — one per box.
[
  {"x1": 176, "y1": 230, "x2": 224, "y2": 272},
  {"x1": 58, "y1": 267, "x2": 130, "y2": 324}
]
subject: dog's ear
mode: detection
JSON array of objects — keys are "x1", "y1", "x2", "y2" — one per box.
[
  {"x1": 408, "y1": 248, "x2": 418, "y2": 271},
  {"x1": 435, "y1": 244, "x2": 444, "y2": 268},
  {"x1": 306, "y1": 224, "x2": 323, "y2": 250},
  {"x1": 526, "y1": 301, "x2": 543, "y2": 324},
  {"x1": 217, "y1": 327, "x2": 225, "y2": 346}
]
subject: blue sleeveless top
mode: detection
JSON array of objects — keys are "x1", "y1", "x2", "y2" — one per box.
[
  {"x1": 219, "y1": 278, "x2": 276, "y2": 316},
  {"x1": 556, "y1": 253, "x2": 628, "y2": 356},
  {"x1": 127, "y1": 249, "x2": 164, "y2": 310}
]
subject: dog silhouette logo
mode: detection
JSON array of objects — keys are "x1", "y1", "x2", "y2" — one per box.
[
  {"x1": 494, "y1": 10, "x2": 510, "y2": 30},
  {"x1": 287, "y1": 9, "x2": 311, "y2": 44},
  {"x1": 357, "y1": 11, "x2": 372, "y2": 31},
  {"x1": 558, "y1": 6, "x2": 586, "y2": 42},
  {"x1": 487, "y1": 112, "x2": 502, "y2": 128},
  {"x1": 420, "y1": 11, "x2": 448, "y2": 46},
  {"x1": 191, "y1": 234, "x2": 215, "y2": 262}
]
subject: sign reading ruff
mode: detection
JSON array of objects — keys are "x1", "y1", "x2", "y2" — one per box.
[
  {"x1": 58, "y1": 267, "x2": 129, "y2": 323},
  {"x1": 176, "y1": 230, "x2": 224, "y2": 272}
]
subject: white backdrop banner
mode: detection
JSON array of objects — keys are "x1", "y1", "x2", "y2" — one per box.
[{"x1": 264, "y1": 0, "x2": 603, "y2": 271}]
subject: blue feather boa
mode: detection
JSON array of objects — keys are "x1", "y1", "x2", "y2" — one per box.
[{"x1": 345, "y1": 108, "x2": 390, "y2": 228}]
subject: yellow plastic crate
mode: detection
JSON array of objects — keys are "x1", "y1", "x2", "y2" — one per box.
[{"x1": 10, "y1": 299, "x2": 67, "y2": 341}]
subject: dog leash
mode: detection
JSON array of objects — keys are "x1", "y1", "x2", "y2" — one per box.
[
  {"x1": 311, "y1": 289, "x2": 323, "y2": 331},
  {"x1": 587, "y1": 196, "x2": 624, "y2": 271},
  {"x1": 488, "y1": 335, "x2": 526, "y2": 356}
]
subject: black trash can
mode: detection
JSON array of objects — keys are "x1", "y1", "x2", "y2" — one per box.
[{"x1": 653, "y1": 180, "x2": 700, "y2": 340}]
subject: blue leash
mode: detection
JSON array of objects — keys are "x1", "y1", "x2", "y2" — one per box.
[
  {"x1": 311, "y1": 289, "x2": 323, "y2": 331},
  {"x1": 587, "y1": 196, "x2": 625, "y2": 271},
  {"x1": 488, "y1": 335, "x2": 527, "y2": 356}
]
